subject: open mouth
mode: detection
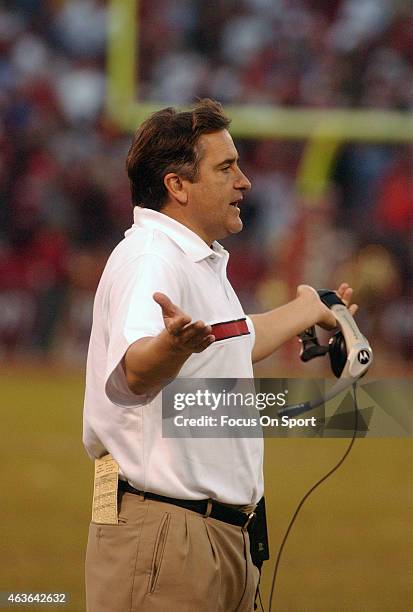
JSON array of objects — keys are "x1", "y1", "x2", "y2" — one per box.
[{"x1": 229, "y1": 200, "x2": 242, "y2": 207}]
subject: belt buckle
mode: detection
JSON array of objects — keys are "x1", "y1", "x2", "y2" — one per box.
[{"x1": 242, "y1": 511, "x2": 256, "y2": 531}]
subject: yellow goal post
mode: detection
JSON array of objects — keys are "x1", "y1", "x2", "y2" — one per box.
[{"x1": 107, "y1": 0, "x2": 413, "y2": 204}]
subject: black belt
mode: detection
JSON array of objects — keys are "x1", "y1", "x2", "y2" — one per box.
[{"x1": 119, "y1": 480, "x2": 256, "y2": 530}]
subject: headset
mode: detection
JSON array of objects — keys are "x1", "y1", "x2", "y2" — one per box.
[
  {"x1": 277, "y1": 289, "x2": 373, "y2": 419},
  {"x1": 262, "y1": 290, "x2": 374, "y2": 612}
]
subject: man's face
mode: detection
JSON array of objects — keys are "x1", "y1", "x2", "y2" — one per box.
[{"x1": 183, "y1": 130, "x2": 251, "y2": 244}]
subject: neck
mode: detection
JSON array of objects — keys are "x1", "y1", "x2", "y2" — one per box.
[{"x1": 160, "y1": 204, "x2": 213, "y2": 245}]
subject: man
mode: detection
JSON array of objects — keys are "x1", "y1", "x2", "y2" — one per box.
[{"x1": 83, "y1": 99, "x2": 355, "y2": 611}]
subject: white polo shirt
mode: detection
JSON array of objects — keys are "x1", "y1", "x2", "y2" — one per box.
[{"x1": 83, "y1": 208, "x2": 263, "y2": 505}]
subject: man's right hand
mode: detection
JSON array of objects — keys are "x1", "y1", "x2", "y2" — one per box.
[
  {"x1": 153, "y1": 292, "x2": 215, "y2": 354},
  {"x1": 124, "y1": 293, "x2": 215, "y2": 396}
]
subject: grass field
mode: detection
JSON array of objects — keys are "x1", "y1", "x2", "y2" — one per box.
[{"x1": 1, "y1": 367, "x2": 412, "y2": 611}]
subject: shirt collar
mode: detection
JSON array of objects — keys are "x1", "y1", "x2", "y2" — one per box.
[{"x1": 129, "y1": 207, "x2": 227, "y2": 263}]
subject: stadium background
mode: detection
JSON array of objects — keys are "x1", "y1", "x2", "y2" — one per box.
[{"x1": 1, "y1": 0, "x2": 412, "y2": 610}]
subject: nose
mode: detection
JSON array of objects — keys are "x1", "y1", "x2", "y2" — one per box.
[{"x1": 235, "y1": 167, "x2": 252, "y2": 191}]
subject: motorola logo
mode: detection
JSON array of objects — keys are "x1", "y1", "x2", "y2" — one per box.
[{"x1": 358, "y1": 350, "x2": 370, "y2": 364}]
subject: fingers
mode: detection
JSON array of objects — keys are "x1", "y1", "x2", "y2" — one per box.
[
  {"x1": 336, "y1": 282, "x2": 349, "y2": 295},
  {"x1": 153, "y1": 292, "x2": 181, "y2": 318},
  {"x1": 153, "y1": 292, "x2": 193, "y2": 328},
  {"x1": 153, "y1": 292, "x2": 215, "y2": 352},
  {"x1": 336, "y1": 282, "x2": 358, "y2": 317},
  {"x1": 180, "y1": 320, "x2": 212, "y2": 340},
  {"x1": 171, "y1": 320, "x2": 215, "y2": 351},
  {"x1": 336, "y1": 283, "x2": 353, "y2": 305},
  {"x1": 349, "y1": 304, "x2": 358, "y2": 316},
  {"x1": 192, "y1": 334, "x2": 216, "y2": 353},
  {"x1": 167, "y1": 314, "x2": 193, "y2": 335}
]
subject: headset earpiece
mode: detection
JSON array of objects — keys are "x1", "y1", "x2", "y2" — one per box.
[
  {"x1": 284, "y1": 290, "x2": 372, "y2": 422},
  {"x1": 328, "y1": 330, "x2": 347, "y2": 378},
  {"x1": 297, "y1": 289, "x2": 372, "y2": 382}
]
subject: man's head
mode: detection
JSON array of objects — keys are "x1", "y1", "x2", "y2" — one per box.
[
  {"x1": 126, "y1": 98, "x2": 251, "y2": 243},
  {"x1": 126, "y1": 99, "x2": 231, "y2": 212}
]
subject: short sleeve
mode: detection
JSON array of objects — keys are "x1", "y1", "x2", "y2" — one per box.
[{"x1": 104, "y1": 253, "x2": 182, "y2": 406}]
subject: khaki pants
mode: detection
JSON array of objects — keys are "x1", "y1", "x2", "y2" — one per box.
[{"x1": 85, "y1": 491, "x2": 260, "y2": 612}]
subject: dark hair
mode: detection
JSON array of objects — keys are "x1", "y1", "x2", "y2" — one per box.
[{"x1": 125, "y1": 98, "x2": 231, "y2": 211}]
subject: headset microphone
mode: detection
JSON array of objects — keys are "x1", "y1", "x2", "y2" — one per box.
[{"x1": 277, "y1": 290, "x2": 373, "y2": 418}]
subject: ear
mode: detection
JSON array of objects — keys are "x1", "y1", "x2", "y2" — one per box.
[{"x1": 164, "y1": 173, "x2": 188, "y2": 205}]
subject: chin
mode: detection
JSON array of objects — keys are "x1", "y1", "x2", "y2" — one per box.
[
  {"x1": 215, "y1": 221, "x2": 243, "y2": 242},
  {"x1": 228, "y1": 220, "x2": 243, "y2": 235}
]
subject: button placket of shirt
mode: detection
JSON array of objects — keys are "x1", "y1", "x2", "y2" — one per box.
[
  {"x1": 206, "y1": 254, "x2": 226, "y2": 297},
  {"x1": 213, "y1": 253, "x2": 233, "y2": 302}
]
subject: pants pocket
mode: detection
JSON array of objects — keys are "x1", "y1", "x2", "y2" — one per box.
[
  {"x1": 147, "y1": 512, "x2": 171, "y2": 594},
  {"x1": 86, "y1": 521, "x2": 142, "y2": 612}
]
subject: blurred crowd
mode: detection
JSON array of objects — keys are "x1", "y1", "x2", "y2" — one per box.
[{"x1": 1, "y1": 0, "x2": 413, "y2": 370}]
